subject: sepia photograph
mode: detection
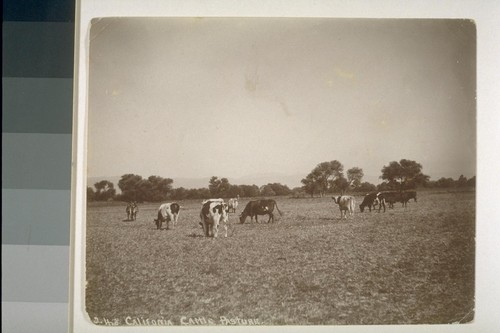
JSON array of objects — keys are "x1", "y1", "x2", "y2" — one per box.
[{"x1": 82, "y1": 17, "x2": 475, "y2": 327}]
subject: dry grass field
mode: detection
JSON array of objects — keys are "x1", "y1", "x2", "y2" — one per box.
[{"x1": 85, "y1": 189, "x2": 475, "y2": 326}]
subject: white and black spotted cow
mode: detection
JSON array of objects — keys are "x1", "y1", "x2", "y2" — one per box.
[
  {"x1": 359, "y1": 192, "x2": 386, "y2": 213},
  {"x1": 199, "y1": 199, "x2": 229, "y2": 238},
  {"x1": 154, "y1": 202, "x2": 180, "y2": 230}
]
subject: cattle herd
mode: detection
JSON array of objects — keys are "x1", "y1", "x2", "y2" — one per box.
[{"x1": 125, "y1": 190, "x2": 418, "y2": 238}]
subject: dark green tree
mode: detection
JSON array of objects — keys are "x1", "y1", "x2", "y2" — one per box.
[
  {"x1": 94, "y1": 180, "x2": 116, "y2": 201},
  {"x1": 347, "y1": 167, "x2": 364, "y2": 188},
  {"x1": 302, "y1": 160, "x2": 344, "y2": 197},
  {"x1": 147, "y1": 175, "x2": 173, "y2": 201},
  {"x1": 456, "y1": 175, "x2": 468, "y2": 187},
  {"x1": 239, "y1": 184, "x2": 260, "y2": 197},
  {"x1": 208, "y1": 176, "x2": 231, "y2": 197},
  {"x1": 354, "y1": 181, "x2": 377, "y2": 193},
  {"x1": 466, "y1": 176, "x2": 476, "y2": 187},
  {"x1": 266, "y1": 183, "x2": 292, "y2": 196},
  {"x1": 118, "y1": 174, "x2": 143, "y2": 201},
  {"x1": 260, "y1": 185, "x2": 277, "y2": 196},
  {"x1": 380, "y1": 159, "x2": 429, "y2": 190},
  {"x1": 87, "y1": 187, "x2": 96, "y2": 202}
]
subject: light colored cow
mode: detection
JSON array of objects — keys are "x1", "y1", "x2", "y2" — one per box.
[
  {"x1": 200, "y1": 199, "x2": 229, "y2": 238},
  {"x1": 228, "y1": 198, "x2": 239, "y2": 213},
  {"x1": 332, "y1": 195, "x2": 356, "y2": 219},
  {"x1": 154, "y1": 202, "x2": 180, "y2": 230}
]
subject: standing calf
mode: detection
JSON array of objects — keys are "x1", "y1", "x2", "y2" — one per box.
[
  {"x1": 228, "y1": 198, "x2": 239, "y2": 213},
  {"x1": 332, "y1": 195, "x2": 356, "y2": 219}
]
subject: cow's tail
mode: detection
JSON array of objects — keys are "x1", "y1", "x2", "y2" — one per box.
[{"x1": 274, "y1": 201, "x2": 283, "y2": 217}]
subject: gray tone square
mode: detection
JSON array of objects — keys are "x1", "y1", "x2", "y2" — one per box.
[
  {"x1": 2, "y1": 189, "x2": 70, "y2": 245},
  {"x1": 2, "y1": 133, "x2": 71, "y2": 190},
  {"x1": 2, "y1": 245, "x2": 69, "y2": 303},
  {"x1": 3, "y1": 78, "x2": 73, "y2": 134}
]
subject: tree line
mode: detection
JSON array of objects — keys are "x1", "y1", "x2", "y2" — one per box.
[
  {"x1": 87, "y1": 174, "x2": 293, "y2": 202},
  {"x1": 87, "y1": 158, "x2": 475, "y2": 202}
]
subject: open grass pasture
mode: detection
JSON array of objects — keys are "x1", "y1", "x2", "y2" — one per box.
[{"x1": 85, "y1": 190, "x2": 475, "y2": 326}]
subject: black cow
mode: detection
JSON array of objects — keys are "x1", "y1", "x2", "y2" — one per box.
[
  {"x1": 239, "y1": 199, "x2": 283, "y2": 224},
  {"x1": 400, "y1": 191, "x2": 417, "y2": 208},
  {"x1": 359, "y1": 193, "x2": 386, "y2": 213},
  {"x1": 379, "y1": 191, "x2": 417, "y2": 209},
  {"x1": 378, "y1": 191, "x2": 400, "y2": 209}
]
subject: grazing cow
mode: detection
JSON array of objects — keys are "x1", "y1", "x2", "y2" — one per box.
[
  {"x1": 378, "y1": 191, "x2": 400, "y2": 209},
  {"x1": 228, "y1": 198, "x2": 239, "y2": 213},
  {"x1": 379, "y1": 191, "x2": 417, "y2": 209},
  {"x1": 239, "y1": 199, "x2": 282, "y2": 224},
  {"x1": 332, "y1": 195, "x2": 356, "y2": 219},
  {"x1": 398, "y1": 191, "x2": 417, "y2": 208},
  {"x1": 126, "y1": 202, "x2": 138, "y2": 220},
  {"x1": 359, "y1": 193, "x2": 386, "y2": 213},
  {"x1": 154, "y1": 202, "x2": 180, "y2": 230},
  {"x1": 200, "y1": 199, "x2": 229, "y2": 238}
]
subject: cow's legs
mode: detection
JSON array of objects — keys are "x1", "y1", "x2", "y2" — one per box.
[
  {"x1": 378, "y1": 201, "x2": 386, "y2": 213},
  {"x1": 200, "y1": 216, "x2": 208, "y2": 236},
  {"x1": 203, "y1": 222, "x2": 210, "y2": 237}
]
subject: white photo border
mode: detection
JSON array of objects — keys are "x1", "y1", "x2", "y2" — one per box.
[{"x1": 70, "y1": 1, "x2": 500, "y2": 332}]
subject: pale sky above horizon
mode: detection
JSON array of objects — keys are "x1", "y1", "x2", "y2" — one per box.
[{"x1": 87, "y1": 18, "x2": 476, "y2": 185}]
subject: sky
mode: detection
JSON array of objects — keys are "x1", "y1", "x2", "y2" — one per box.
[{"x1": 87, "y1": 18, "x2": 476, "y2": 187}]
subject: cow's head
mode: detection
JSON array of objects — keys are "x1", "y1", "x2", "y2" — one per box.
[
  {"x1": 239, "y1": 213, "x2": 246, "y2": 224},
  {"x1": 359, "y1": 204, "x2": 365, "y2": 212}
]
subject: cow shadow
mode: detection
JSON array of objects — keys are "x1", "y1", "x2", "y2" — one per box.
[
  {"x1": 155, "y1": 227, "x2": 172, "y2": 231},
  {"x1": 122, "y1": 218, "x2": 134, "y2": 222},
  {"x1": 187, "y1": 233, "x2": 204, "y2": 238}
]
